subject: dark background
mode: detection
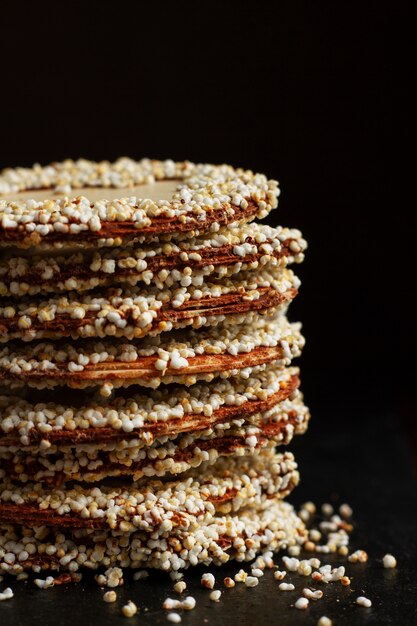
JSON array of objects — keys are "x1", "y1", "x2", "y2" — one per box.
[
  {"x1": 0, "y1": 2, "x2": 414, "y2": 440},
  {"x1": 0, "y1": 3, "x2": 416, "y2": 624},
  {"x1": 1, "y1": 1, "x2": 412, "y2": 414}
]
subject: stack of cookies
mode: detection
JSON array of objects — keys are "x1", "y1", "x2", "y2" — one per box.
[{"x1": 0, "y1": 158, "x2": 308, "y2": 575}]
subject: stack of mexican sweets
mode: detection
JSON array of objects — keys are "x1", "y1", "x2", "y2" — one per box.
[{"x1": 0, "y1": 158, "x2": 308, "y2": 577}]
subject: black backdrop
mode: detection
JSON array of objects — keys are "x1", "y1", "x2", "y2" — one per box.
[{"x1": 0, "y1": 2, "x2": 413, "y2": 426}]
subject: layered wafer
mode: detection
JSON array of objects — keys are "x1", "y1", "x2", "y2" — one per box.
[
  {"x1": 0, "y1": 157, "x2": 309, "y2": 578},
  {"x1": 0, "y1": 224, "x2": 306, "y2": 297},
  {"x1": 0, "y1": 267, "x2": 299, "y2": 343},
  {"x1": 0, "y1": 316, "x2": 304, "y2": 390},
  {"x1": 0, "y1": 391, "x2": 309, "y2": 483},
  {"x1": 0, "y1": 364, "x2": 301, "y2": 443},
  {"x1": 0, "y1": 158, "x2": 279, "y2": 249},
  {"x1": 0, "y1": 450, "x2": 307, "y2": 574}
]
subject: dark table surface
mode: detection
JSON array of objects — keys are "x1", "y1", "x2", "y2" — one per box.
[{"x1": 1, "y1": 407, "x2": 417, "y2": 626}]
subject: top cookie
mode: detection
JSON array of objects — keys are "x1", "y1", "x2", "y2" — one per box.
[{"x1": 0, "y1": 158, "x2": 280, "y2": 249}]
